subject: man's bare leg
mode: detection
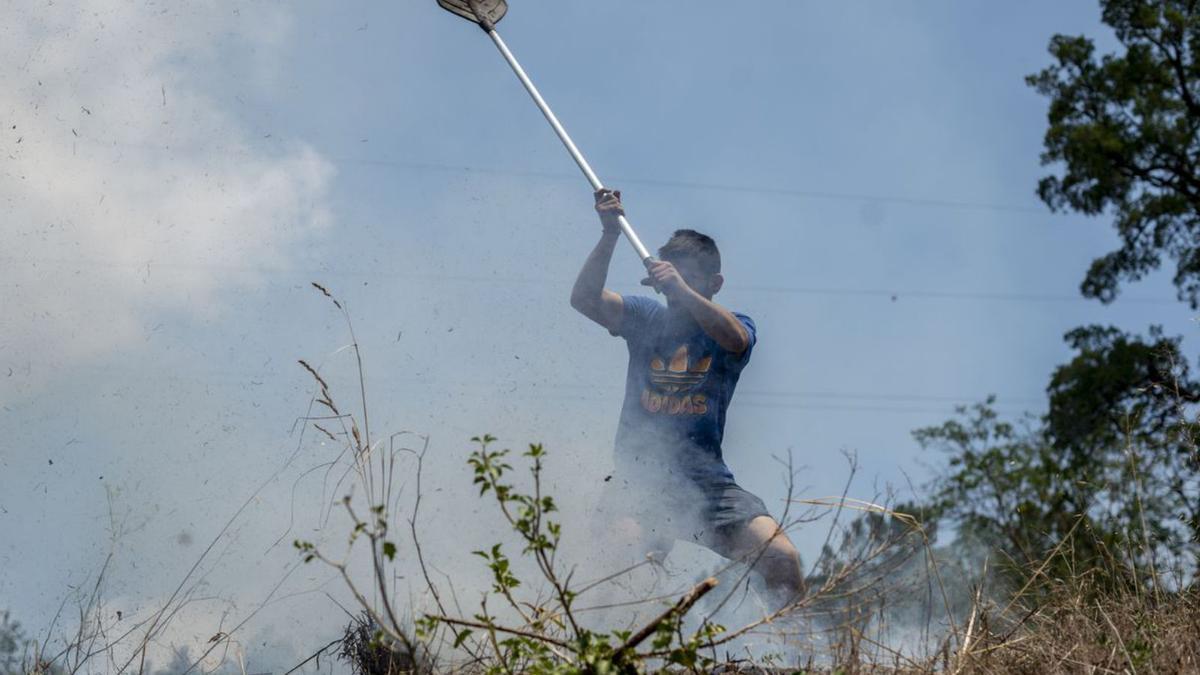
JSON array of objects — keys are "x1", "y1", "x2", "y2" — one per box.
[
  {"x1": 607, "y1": 516, "x2": 671, "y2": 565},
  {"x1": 725, "y1": 515, "x2": 805, "y2": 603},
  {"x1": 583, "y1": 516, "x2": 673, "y2": 628}
]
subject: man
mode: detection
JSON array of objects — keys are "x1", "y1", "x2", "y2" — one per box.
[{"x1": 570, "y1": 188, "x2": 804, "y2": 599}]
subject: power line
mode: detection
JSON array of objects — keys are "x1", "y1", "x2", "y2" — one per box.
[
  {"x1": 721, "y1": 284, "x2": 1179, "y2": 305},
  {"x1": 730, "y1": 401, "x2": 1016, "y2": 416},
  {"x1": 25, "y1": 133, "x2": 1054, "y2": 216},
  {"x1": 335, "y1": 155, "x2": 1054, "y2": 216},
  {"x1": 523, "y1": 380, "x2": 1039, "y2": 406},
  {"x1": 370, "y1": 388, "x2": 1033, "y2": 417},
  {"x1": 43, "y1": 361, "x2": 1040, "y2": 413},
  {"x1": 737, "y1": 389, "x2": 1042, "y2": 406},
  {"x1": 3, "y1": 255, "x2": 1180, "y2": 306}
]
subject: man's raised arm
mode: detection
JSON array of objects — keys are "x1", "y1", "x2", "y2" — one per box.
[{"x1": 570, "y1": 189, "x2": 625, "y2": 333}]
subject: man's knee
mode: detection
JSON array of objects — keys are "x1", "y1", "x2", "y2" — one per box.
[
  {"x1": 737, "y1": 517, "x2": 805, "y2": 597},
  {"x1": 605, "y1": 516, "x2": 670, "y2": 560},
  {"x1": 610, "y1": 516, "x2": 643, "y2": 542},
  {"x1": 757, "y1": 541, "x2": 805, "y2": 597}
]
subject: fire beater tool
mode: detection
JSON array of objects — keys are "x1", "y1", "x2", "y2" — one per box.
[{"x1": 436, "y1": 0, "x2": 655, "y2": 267}]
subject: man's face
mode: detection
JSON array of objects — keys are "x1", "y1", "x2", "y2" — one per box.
[{"x1": 663, "y1": 256, "x2": 719, "y2": 299}]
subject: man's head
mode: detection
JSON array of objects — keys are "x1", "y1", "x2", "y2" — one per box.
[{"x1": 658, "y1": 229, "x2": 724, "y2": 299}]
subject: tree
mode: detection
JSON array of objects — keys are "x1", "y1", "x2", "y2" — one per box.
[
  {"x1": 0, "y1": 611, "x2": 64, "y2": 675},
  {"x1": 0, "y1": 611, "x2": 24, "y2": 675},
  {"x1": 917, "y1": 326, "x2": 1199, "y2": 588},
  {"x1": 1028, "y1": 0, "x2": 1200, "y2": 306},
  {"x1": 1045, "y1": 325, "x2": 1199, "y2": 566}
]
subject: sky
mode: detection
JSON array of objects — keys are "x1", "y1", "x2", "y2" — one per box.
[{"x1": 1, "y1": 0, "x2": 1195, "y2": 672}]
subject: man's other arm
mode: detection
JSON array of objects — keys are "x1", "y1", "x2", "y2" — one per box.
[
  {"x1": 570, "y1": 189, "x2": 625, "y2": 333},
  {"x1": 678, "y1": 291, "x2": 749, "y2": 354},
  {"x1": 642, "y1": 260, "x2": 749, "y2": 354}
]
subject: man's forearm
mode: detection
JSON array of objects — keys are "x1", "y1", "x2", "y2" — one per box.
[
  {"x1": 677, "y1": 289, "x2": 749, "y2": 354},
  {"x1": 571, "y1": 231, "x2": 620, "y2": 310}
]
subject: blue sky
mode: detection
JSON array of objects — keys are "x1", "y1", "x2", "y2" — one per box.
[{"x1": 1, "y1": 1, "x2": 1194, "y2": 671}]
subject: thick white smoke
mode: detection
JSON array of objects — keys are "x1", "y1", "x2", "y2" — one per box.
[{"x1": 0, "y1": 0, "x2": 333, "y2": 398}]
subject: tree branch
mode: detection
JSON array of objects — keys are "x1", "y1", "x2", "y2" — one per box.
[
  {"x1": 616, "y1": 577, "x2": 718, "y2": 655},
  {"x1": 429, "y1": 616, "x2": 569, "y2": 649}
]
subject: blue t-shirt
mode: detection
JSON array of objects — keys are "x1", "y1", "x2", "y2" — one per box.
[{"x1": 613, "y1": 295, "x2": 756, "y2": 485}]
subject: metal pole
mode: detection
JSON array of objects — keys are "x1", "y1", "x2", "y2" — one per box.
[{"x1": 486, "y1": 29, "x2": 654, "y2": 265}]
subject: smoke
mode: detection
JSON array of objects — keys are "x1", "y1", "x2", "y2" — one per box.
[
  {"x1": 0, "y1": 1, "x2": 338, "y2": 670},
  {"x1": 0, "y1": 2, "x2": 1011, "y2": 672},
  {"x1": 0, "y1": 0, "x2": 333, "y2": 400}
]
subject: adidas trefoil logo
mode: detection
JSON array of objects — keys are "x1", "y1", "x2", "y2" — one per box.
[
  {"x1": 649, "y1": 345, "x2": 712, "y2": 393},
  {"x1": 641, "y1": 345, "x2": 711, "y2": 417}
]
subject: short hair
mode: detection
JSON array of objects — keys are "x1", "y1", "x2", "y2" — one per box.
[{"x1": 657, "y1": 229, "x2": 721, "y2": 275}]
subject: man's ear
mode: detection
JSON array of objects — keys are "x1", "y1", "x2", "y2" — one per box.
[{"x1": 709, "y1": 273, "x2": 725, "y2": 296}]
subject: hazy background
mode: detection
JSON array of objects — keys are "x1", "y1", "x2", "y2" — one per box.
[{"x1": 1, "y1": 0, "x2": 1193, "y2": 671}]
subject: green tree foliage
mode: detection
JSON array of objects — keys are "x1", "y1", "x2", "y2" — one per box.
[
  {"x1": 1028, "y1": 0, "x2": 1200, "y2": 305},
  {"x1": 917, "y1": 326, "x2": 1199, "y2": 588},
  {"x1": 0, "y1": 611, "x2": 65, "y2": 675},
  {"x1": 0, "y1": 611, "x2": 25, "y2": 675}
]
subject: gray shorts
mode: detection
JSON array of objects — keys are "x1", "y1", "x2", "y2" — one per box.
[{"x1": 595, "y1": 468, "x2": 771, "y2": 559}]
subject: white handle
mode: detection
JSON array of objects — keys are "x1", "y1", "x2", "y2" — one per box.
[{"x1": 486, "y1": 29, "x2": 654, "y2": 265}]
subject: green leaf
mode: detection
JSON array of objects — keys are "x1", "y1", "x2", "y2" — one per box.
[{"x1": 452, "y1": 629, "x2": 473, "y2": 648}]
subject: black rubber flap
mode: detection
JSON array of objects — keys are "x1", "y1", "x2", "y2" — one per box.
[{"x1": 437, "y1": 0, "x2": 508, "y2": 26}]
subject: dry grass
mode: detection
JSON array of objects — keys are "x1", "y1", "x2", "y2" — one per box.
[
  {"x1": 628, "y1": 589, "x2": 1200, "y2": 675},
  {"x1": 953, "y1": 586, "x2": 1199, "y2": 674}
]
